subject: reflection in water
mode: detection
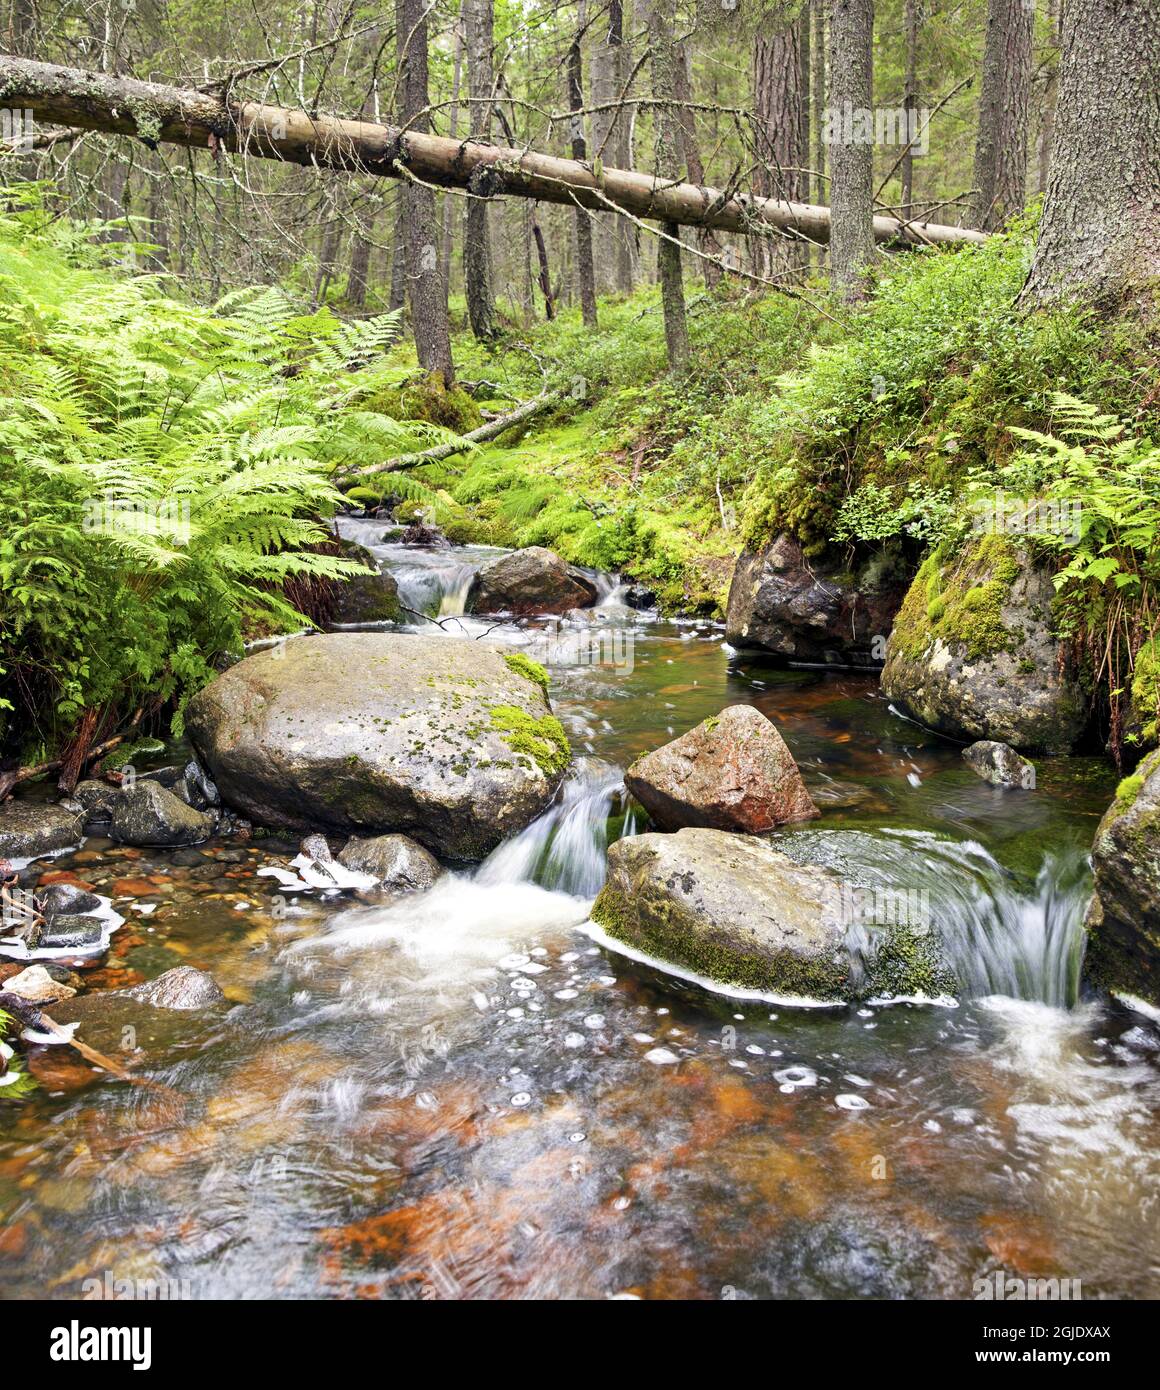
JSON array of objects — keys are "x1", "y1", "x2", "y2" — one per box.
[{"x1": 2, "y1": 539, "x2": 1157, "y2": 1301}]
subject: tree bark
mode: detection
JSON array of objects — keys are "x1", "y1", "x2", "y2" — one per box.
[
  {"x1": 440, "y1": 18, "x2": 464, "y2": 290},
  {"x1": 753, "y1": 16, "x2": 807, "y2": 279},
  {"x1": 827, "y1": 0, "x2": 877, "y2": 300},
  {"x1": 674, "y1": 45, "x2": 723, "y2": 286},
  {"x1": 0, "y1": 54, "x2": 985, "y2": 248},
  {"x1": 969, "y1": 0, "x2": 1034, "y2": 230},
  {"x1": 901, "y1": 0, "x2": 919, "y2": 215},
  {"x1": 648, "y1": 0, "x2": 690, "y2": 368},
  {"x1": 590, "y1": 0, "x2": 636, "y2": 291},
  {"x1": 567, "y1": 15, "x2": 600, "y2": 324},
  {"x1": 463, "y1": 0, "x2": 498, "y2": 339},
  {"x1": 1022, "y1": 0, "x2": 1160, "y2": 308},
  {"x1": 1035, "y1": 0, "x2": 1061, "y2": 196},
  {"x1": 396, "y1": 0, "x2": 454, "y2": 383}
]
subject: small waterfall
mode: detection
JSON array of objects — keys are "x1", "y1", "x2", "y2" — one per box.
[
  {"x1": 780, "y1": 828, "x2": 1092, "y2": 1008},
  {"x1": 477, "y1": 758, "x2": 643, "y2": 897},
  {"x1": 336, "y1": 517, "x2": 497, "y2": 619}
]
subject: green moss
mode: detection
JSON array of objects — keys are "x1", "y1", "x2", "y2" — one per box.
[
  {"x1": 891, "y1": 536, "x2": 1023, "y2": 664},
  {"x1": 503, "y1": 652, "x2": 550, "y2": 693},
  {"x1": 488, "y1": 705, "x2": 571, "y2": 778},
  {"x1": 862, "y1": 921, "x2": 958, "y2": 999},
  {"x1": 1113, "y1": 773, "x2": 1145, "y2": 814},
  {"x1": 364, "y1": 373, "x2": 484, "y2": 432},
  {"x1": 590, "y1": 883, "x2": 850, "y2": 1001},
  {"x1": 1131, "y1": 637, "x2": 1159, "y2": 745}
]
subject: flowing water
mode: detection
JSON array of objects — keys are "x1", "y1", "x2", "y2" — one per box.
[{"x1": 2, "y1": 531, "x2": 1158, "y2": 1301}]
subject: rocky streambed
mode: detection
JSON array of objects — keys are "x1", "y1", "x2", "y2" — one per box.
[{"x1": 2, "y1": 534, "x2": 1159, "y2": 1299}]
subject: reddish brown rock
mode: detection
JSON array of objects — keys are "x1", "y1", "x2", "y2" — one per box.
[{"x1": 623, "y1": 704, "x2": 819, "y2": 833}]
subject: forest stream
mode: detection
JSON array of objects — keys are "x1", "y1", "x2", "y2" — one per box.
[{"x1": 2, "y1": 528, "x2": 1158, "y2": 1301}]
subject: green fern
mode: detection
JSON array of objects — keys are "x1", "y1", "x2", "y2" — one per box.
[{"x1": 0, "y1": 188, "x2": 463, "y2": 763}]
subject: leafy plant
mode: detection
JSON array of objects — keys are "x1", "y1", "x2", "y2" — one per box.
[
  {"x1": 0, "y1": 1010, "x2": 35, "y2": 1100},
  {"x1": 0, "y1": 190, "x2": 457, "y2": 772},
  {"x1": 994, "y1": 394, "x2": 1160, "y2": 757}
]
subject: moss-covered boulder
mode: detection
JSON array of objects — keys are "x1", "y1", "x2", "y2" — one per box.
[
  {"x1": 624, "y1": 705, "x2": 818, "y2": 832},
  {"x1": 185, "y1": 633, "x2": 569, "y2": 861},
  {"x1": 1084, "y1": 748, "x2": 1160, "y2": 1007},
  {"x1": 0, "y1": 801, "x2": 84, "y2": 863},
  {"x1": 590, "y1": 828, "x2": 953, "y2": 1004},
  {"x1": 329, "y1": 541, "x2": 401, "y2": 625},
  {"x1": 881, "y1": 537, "x2": 1085, "y2": 752},
  {"x1": 726, "y1": 533, "x2": 910, "y2": 665},
  {"x1": 1124, "y1": 637, "x2": 1159, "y2": 756}
]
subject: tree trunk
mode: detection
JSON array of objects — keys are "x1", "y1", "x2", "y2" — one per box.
[
  {"x1": 1022, "y1": 0, "x2": 1160, "y2": 308},
  {"x1": 590, "y1": 0, "x2": 635, "y2": 291},
  {"x1": 812, "y1": 0, "x2": 826, "y2": 207},
  {"x1": 440, "y1": 19, "x2": 464, "y2": 291},
  {"x1": 753, "y1": 17, "x2": 807, "y2": 280},
  {"x1": 969, "y1": 0, "x2": 1034, "y2": 230},
  {"x1": 346, "y1": 224, "x2": 374, "y2": 308},
  {"x1": 674, "y1": 46, "x2": 723, "y2": 286},
  {"x1": 0, "y1": 54, "x2": 985, "y2": 248},
  {"x1": 389, "y1": 190, "x2": 407, "y2": 312},
  {"x1": 1036, "y1": 0, "x2": 1061, "y2": 196},
  {"x1": 828, "y1": 0, "x2": 876, "y2": 301},
  {"x1": 648, "y1": 0, "x2": 690, "y2": 368},
  {"x1": 396, "y1": 0, "x2": 454, "y2": 383},
  {"x1": 567, "y1": 15, "x2": 599, "y2": 324},
  {"x1": 901, "y1": 0, "x2": 919, "y2": 215},
  {"x1": 464, "y1": 0, "x2": 498, "y2": 340}
]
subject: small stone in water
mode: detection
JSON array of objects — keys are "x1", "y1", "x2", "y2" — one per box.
[{"x1": 836, "y1": 1094, "x2": 870, "y2": 1111}]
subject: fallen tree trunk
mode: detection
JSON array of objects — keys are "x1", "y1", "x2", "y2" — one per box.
[
  {"x1": 344, "y1": 392, "x2": 556, "y2": 481},
  {"x1": 0, "y1": 55, "x2": 987, "y2": 248}
]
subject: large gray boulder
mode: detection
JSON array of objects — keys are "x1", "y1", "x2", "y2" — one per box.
[
  {"x1": 185, "y1": 632, "x2": 570, "y2": 862},
  {"x1": 110, "y1": 781, "x2": 217, "y2": 847},
  {"x1": 468, "y1": 547, "x2": 597, "y2": 616},
  {"x1": 624, "y1": 705, "x2": 818, "y2": 832},
  {"x1": 726, "y1": 534, "x2": 909, "y2": 665},
  {"x1": 1084, "y1": 748, "x2": 1160, "y2": 1007},
  {"x1": 0, "y1": 801, "x2": 83, "y2": 862},
  {"x1": 591, "y1": 828, "x2": 953, "y2": 1003},
  {"x1": 881, "y1": 538, "x2": 1086, "y2": 752}
]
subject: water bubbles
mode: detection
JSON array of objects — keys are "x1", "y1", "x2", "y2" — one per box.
[
  {"x1": 632, "y1": 1032, "x2": 655, "y2": 1043},
  {"x1": 554, "y1": 988, "x2": 579, "y2": 1000},
  {"x1": 498, "y1": 952, "x2": 531, "y2": 970},
  {"x1": 745, "y1": 1044, "x2": 765, "y2": 1056},
  {"x1": 584, "y1": 1014, "x2": 605, "y2": 1030},
  {"x1": 836, "y1": 1094, "x2": 870, "y2": 1111},
  {"x1": 843, "y1": 1074, "x2": 872, "y2": 1088},
  {"x1": 564, "y1": 1032, "x2": 586, "y2": 1048},
  {"x1": 510, "y1": 1092, "x2": 532, "y2": 1108},
  {"x1": 644, "y1": 1047, "x2": 679, "y2": 1066},
  {"x1": 569, "y1": 1131, "x2": 586, "y2": 1143},
  {"x1": 507, "y1": 1008, "x2": 525, "y2": 1019},
  {"x1": 774, "y1": 1065, "x2": 818, "y2": 1090}
]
